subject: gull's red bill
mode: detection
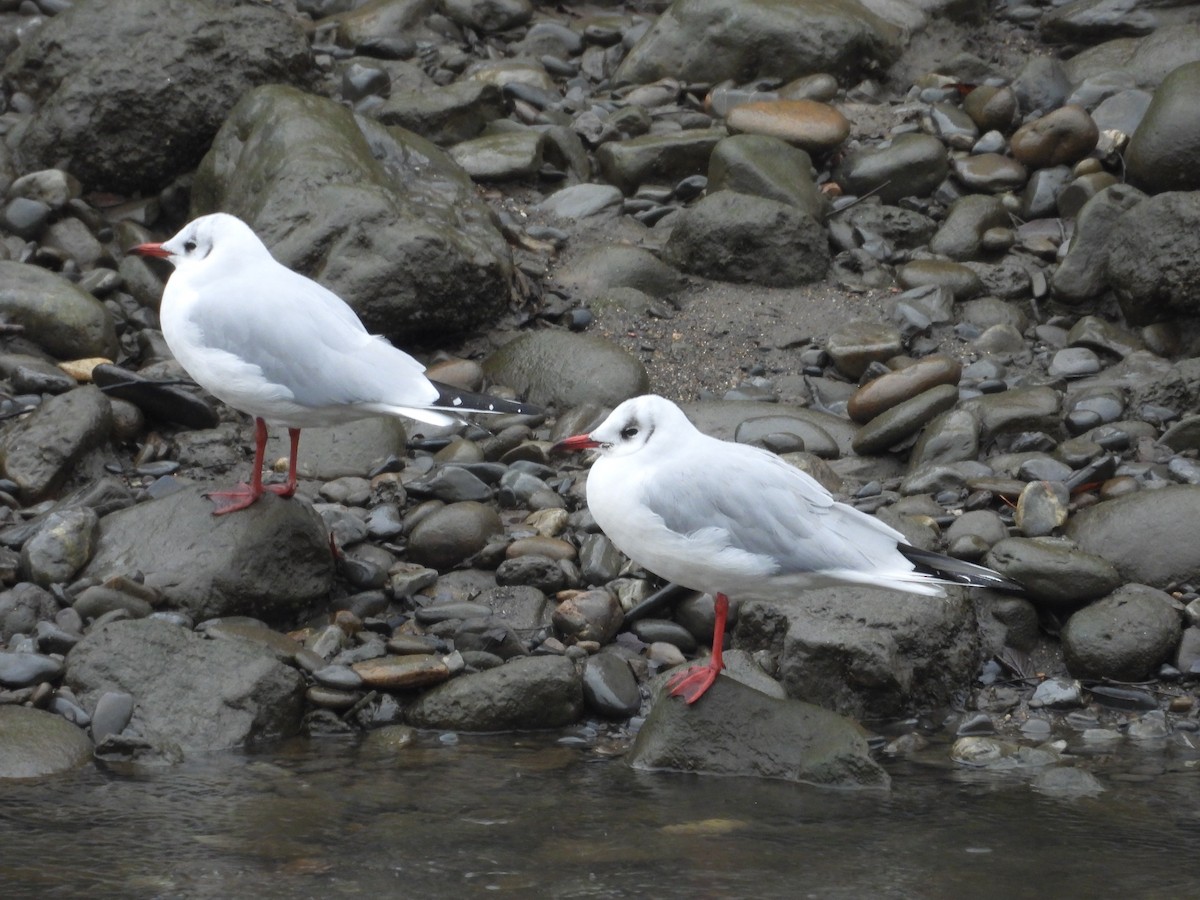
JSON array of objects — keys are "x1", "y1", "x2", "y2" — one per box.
[
  {"x1": 551, "y1": 434, "x2": 600, "y2": 454},
  {"x1": 130, "y1": 242, "x2": 170, "y2": 258}
]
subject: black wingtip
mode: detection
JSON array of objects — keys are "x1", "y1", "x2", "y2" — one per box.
[
  {"x1": 899, "y1": 544, "x2": 1025, "y2": 593},
  {"x1": 430, "y1": 381, "x2": 544, "y2": 418}
]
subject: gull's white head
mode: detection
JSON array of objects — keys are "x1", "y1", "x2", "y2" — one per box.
[
  {"x1": 554, "y1": 394, "x2": 695, "y2": 459},
  {"x1": 130, "y1": 212, "x2": 270, "y2": 269}
]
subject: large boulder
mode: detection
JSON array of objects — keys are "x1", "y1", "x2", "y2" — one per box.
[
  {"x1": 1105, "y1": 192, "x2": 1200, "y2": 325},
  {"x1": 736, "y1": 585, "x2": 985, "y2": 719},
  {"x1": 65, "y1": 618, "x2": 306, "y2": 754},
  {"x1": 0, "y1": 386, "x2": 112, "y2": 504},
  {"x1": 1066, "y1": 485, "x2": 1200, "y2": 588},
  {"x1": 0, "y1": 262, "x2": 119, "y2": 360},
  {"x1": 405, "y1": 655, "x2": 583, "y2": 730},
  {"x1": 1126, "y1": 61, "x2": 1200, "y2": 193},
  {"x1": 664, "y1": 190, "x2": 830, "y2": 286},
  {"x1": 1061, "y1": 584, "x2": 1183, "y2": 681},
  {"x1": 614, "y1": 0, "x2": 902, "y2": 86},
  {"x1": 1, "y1": 0, "x2": 312, "y2": 192},
  {"x1": 190, "y1": 84, "x2": 513, "y2": 343},
  {"x1": 626, "y1": 676, "x2": 889, "y2": 788},
  {"x1": 79, "y1": 486, "x2": 334, "y2": 622}
]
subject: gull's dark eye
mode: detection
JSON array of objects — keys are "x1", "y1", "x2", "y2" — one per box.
[
  {"x1": 620, "y1": 425, "x2": 639, "y2": 440},
  {"x1": 184, "y1": 240, "x2": 197, "y2": 253}
]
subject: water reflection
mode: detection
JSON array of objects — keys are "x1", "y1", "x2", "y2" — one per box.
[{"x1": 2, "y1": 730, "x2": 1199, "y2": 899}]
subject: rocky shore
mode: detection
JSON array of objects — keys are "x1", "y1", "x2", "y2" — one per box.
[{"x1": 2, "y1": 0, "x2": 1200, "y2": 790}]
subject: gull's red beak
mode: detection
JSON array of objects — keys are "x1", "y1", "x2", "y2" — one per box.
[
  {"x1": 551, "y1": 433, "x2": 600, "y2": 454},
  {"x1": 131, "y1": 242, "x2": 170, "y2": 259}
]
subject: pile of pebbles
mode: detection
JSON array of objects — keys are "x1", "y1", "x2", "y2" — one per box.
[{"x1": 2, "y1": 0, "x2": 1200, "y2": 781}]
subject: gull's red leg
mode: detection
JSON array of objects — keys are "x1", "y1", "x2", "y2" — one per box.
[
  {"x1": 264, "y1": 427, "x2": 300, "y2": 498},
  {"x1": 666, "y1": 593, "x2": 729, "y2": 704},
  {"x1": 206, "y1": 417, "x2": 271, "y2": 515}
]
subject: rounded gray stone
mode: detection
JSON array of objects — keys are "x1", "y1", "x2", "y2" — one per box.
[{"x1": 0, "y1": 706, "x2": 92, "y2": 780}]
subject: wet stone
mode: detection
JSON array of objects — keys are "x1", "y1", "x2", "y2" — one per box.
[
  {"x1": 1031, "y1": 677, "x2": 1083, "y2": 710},
  {"x1": 629, "y1": 618, "x2": 697, "y2": 653},
  {"x1": 582, "y1": 652, "x2": 641, "y2": 718},
  {"x1": 0, "y1": 706, "x2": 93, "y2": 779},
  {"x1": 1015, "y1": 481, "x2": 1069, "y2": 537},
  {"x1": 825, "y1": 321, "x2": 904, "y2": 379},
  {"x1": 495, "y1": 555, "x2": 567, "y2": 593},
  {"x1": 851, "y1": 384, "x2": 960, "y2": 456},
  {"x1": 1062, "y1": 584, "x2": 1183, "y2": 681},
  {"x1": 90, "y1": 690, "x2": 134, "y2": 743},
  {"x1": 0, "y1": 651, "x2": 63, "y2": 687},
  {"x1": 553, "y1": 589, "x2": 624, "y2": 644},
  {"x1": 351, "y1": 655, "x2": 451, "y2": 690}
]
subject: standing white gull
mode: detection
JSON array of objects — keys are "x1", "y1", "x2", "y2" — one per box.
[
  {"x1": 553, "y1": 395, "x2": 1021, "y2": 704},
  {"x1": 131, "y1": 212, "x2": 539, "y2": 514}
]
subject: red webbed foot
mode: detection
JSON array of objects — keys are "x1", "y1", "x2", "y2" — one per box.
[
  {"x1": 666, "y1": 660, "x2": 722, "y2": 704},
  {"x1": 205, "y1": 484, "x2": 264, "y2": 515}
]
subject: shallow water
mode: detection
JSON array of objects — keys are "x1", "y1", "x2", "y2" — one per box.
[{"x1": 2, "y1": 729, "x2": 1199, "y2": 900}]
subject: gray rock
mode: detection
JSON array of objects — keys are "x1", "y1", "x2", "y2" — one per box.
[
  {"x1": 1052, "y1": 184, "x2": 1147, "y2": 303},
  {"x1": 683, "y1": 400, "x2": 858, "y2": 457},
  {"x1": 406, "y1": 655, "x2": 583, "y2": 730},
  {"x1": 483, "y1": 331, "x2": 649, "y2": 408},
  {"x1": 664, "y1": 190, "x2": 830, "y2": 286},
  {"x1": 825, "y1": 320, "x2": 904, "y2": 379},
  {"x1": 3, "y1": 0, "x2": 312, "y2": 192},
  {"x1": 852, "y1": 384, "x2": 960, "y2": 455},
  {"x1": 707, "y1": 134, "x2": 824, "y2": 220},
  {"x1": 448, "y1": 129, "x2": 545, "y2": 181},
  {"x1": 536, "y1": 184, "x2": 623, "y2": 220},
  {"x1": 0, "y1": 262, "x2": 119, "y2": 360},
  {"x1": 90, "y1": 690, "x2": 135, "y2": 744},
  {"x1": 1012, "y1": 54, "x2": 1072, "y2": 114},
  {"x1": 582, "y1": 651, "x2": 641, "y2": 718},
  {"x1": 553, "y1": 244, "x2": 685, "y2": 299},
  {"x1": 7, "y1": 169, "x2": 81, "y2": 209},
  {"x1": 0, "y1": 706, "x2": 92, "y2": 780},
  {"x1": 961, "y1": 386, "x2": 1062, "y2": 442},
  {"x1": 80, "y1": 486, "x2": 333, "y2": 622},
  {"x1": 950, "y1": 154, "x2": 1027, "y2": 194},
  {"x1": 838, "y1": 203, "x2": 937, "y2": 253},
  {"x1": 626, "y1": 676, "x2": 889, "y2": 788},
  {"x1": 376, "y1": 80, "x2": 506, "y2": 146},
  {"x1": 896, "y1": 259, "x2": 983, "y2": 300},
  {"x1": 1030, "y1": 677, "x2": 1083, "y2": 710},
  {"x1": 736, "y1": 585, "x2": 981, "y2": 719},
  {"x1": 442, "y1": 0, "x2": 532, "y2": 32},
  {"x1": 1066, "y1": 485, "x2": 1200, "y2": 588},
  {"x1": 553, "y1": 588, "x2": 624, "y2": 644},
  {"x1": 834, "y1": 133, "x2": 949, "y2": 204},
  {"x1": 66, "y1": 618, "x2": 305, "y2": 754},
  {"x1": 929, "y1": 194, "x2": 1011, "y2": 261},
  {"x1": 1064, "y1": 24, "x2": 1200, "y2": 90},
  {"x1": 596, "y1": 129, "x2": 727, "y2": 195},
  {"x1": 0, "y1": 650, "x2": 63, "y2": 687},
  {"x1": 1106, "y1": 191, "x2": 1200, "y2": 324},
  {"x1": 614, "y1": 0, "x2": 902, "y2": 87},
  {"x1": 1032, "y1": 766, "x2": 1106, "y2": 798},
  {"x1": 192, "y1": 84, "x2": 512, "y2": 343},
  {"x1": 406, "y1": 501, "x2": 503, "y2": 570},
  {"x1": 265, "y1": 417, "x2": 407, "y2": 482},
  {"x1": 0, "y1": 386, "x2": 112, "y2": 504},
  {"x1": 1041, "y1": 0, "x2": 1156, "y2": 44},
  {"x1": 19, "y1": 507, "x2": 100, "y2": 588},
  {"x1": 0, "y1": 583, "x2": 58, "y2": 642},
  {"x1": 1061, "y1": 583, "x2": 1182, "y2": 680}
]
